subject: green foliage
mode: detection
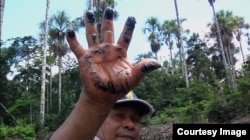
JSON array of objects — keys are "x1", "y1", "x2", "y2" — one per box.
[
  {"x1": 135, "y1": 62, "x2": 186, "y2": 112},
  {"x1": 44, "y1": 114, "x2": 60, "y2": 132},
  {"x1": 237, "y1": 76, "x2": 250, "y2": 95},
  {"x1": 208, "y1": 87, "x2": 250, "y2": 123},
  {"x1": 242, "y1": 56, "x2": 250, "y2": 71},
  {"x1": 168, "y1": 82, "x2": 213, "y2": 123},
  {"x1": 0, "y1": 120, "x2": 36, "y2": 140},
  {"x1": 148, "y1": 112, "x2": 173, "y2": 124},
  {"x1": 8, "y1": 99, "x2": 32, "y2": 115}
]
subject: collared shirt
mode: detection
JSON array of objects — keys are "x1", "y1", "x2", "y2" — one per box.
[
  {"x1": 94, "y1": 136, "x2": 100, "y2": 140},
  {"x1": 45, "y1": 132, "x2": 100, "y2": 140}
]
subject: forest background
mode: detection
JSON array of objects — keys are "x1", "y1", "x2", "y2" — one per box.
[{"x1": 1, "y1": 0, "x2": 250, "y2": 139}]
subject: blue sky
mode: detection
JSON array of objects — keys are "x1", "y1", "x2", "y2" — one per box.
[{"x1": 2, "y1": 0, "x2": 250, "y2": 65}]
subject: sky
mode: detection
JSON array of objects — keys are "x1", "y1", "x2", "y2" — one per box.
[{"x1": 2, "y1": 0, "x2": 250, "y2": 68}]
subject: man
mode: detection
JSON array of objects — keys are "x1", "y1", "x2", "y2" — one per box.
[
  {"x1": 94, "y1": 90, "x2": 154, "y2": 140},
  {"x1": 49, "y1": 7, "x2": 160, "y2": 140}
]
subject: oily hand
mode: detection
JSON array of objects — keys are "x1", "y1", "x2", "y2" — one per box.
[{"x1": 66, "y1": 8, "x2": 161, "y2": 102}]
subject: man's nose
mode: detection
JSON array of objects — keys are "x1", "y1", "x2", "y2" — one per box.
[{"x1": 123, "y1": 118, "x2": 136, "y2": 130}]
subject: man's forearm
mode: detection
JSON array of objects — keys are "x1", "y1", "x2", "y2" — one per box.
[{"x1": 50, "y1": 92, "x2": 115, "y2": 140}]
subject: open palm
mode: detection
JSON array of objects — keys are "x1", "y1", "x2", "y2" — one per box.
[{"x1": 66, "y1": 8, "x2": 161, "y2": 102}]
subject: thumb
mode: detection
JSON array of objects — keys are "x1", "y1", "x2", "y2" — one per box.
[{"x1": 132, "y1": 59, "x2": 161, "y2": 79}]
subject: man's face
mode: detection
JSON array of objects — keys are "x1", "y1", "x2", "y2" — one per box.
[{"x1": 96, "y1": 105, "x2": 141, "y2": 140}]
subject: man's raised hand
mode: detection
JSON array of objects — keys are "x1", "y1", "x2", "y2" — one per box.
[{"x1": 66, "y1": 7, "x2": 161, "y2": 103}]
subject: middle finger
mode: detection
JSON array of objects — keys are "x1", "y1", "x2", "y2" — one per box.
[{"x1": 101, "y1": 7, "x2": 114, "y2": 43}]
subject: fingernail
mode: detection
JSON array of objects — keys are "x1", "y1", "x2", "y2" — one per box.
[
  {"x1": 126, "y1": 16, "x2": 136, "y2": 31},
  {"x1": 67, "y1": 29, "x2": 75, "y2": 38},
  {"x1": 86, "y1": 11, "x2": 96, "y2": 24},
  {"x1": 141, "y1": 62, "x2": 161, "y2": 73},
  {"x1": 104, "y1": 7, "x2": 114, "y2": 20}
]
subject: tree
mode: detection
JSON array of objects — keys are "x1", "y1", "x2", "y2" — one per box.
[
  {"x1": 242, "y1": 56, "x2": 250, "y2": 75},
  {"x1": 216, "y1": 10, "x2": 249, "y2": 79},
  {"x1": 186, "y1": 33, "x2": 216, "y2": 84},
  {"x1": 173, "y1": 0, "x2": 189, "y2": 88},
  {"x1": 0, "y1": 0, "x2": 5, "y2": 78},
  {"x1": 12, "y1": 36, "x2": 40, "y2": 124},
  {"x1": 88, "y1": 0, "x2": 93, "y2": 11},
  {"x1": 143, "y1": 17, "x2": 161, "y2": 60},
  {"x1": 208, "y1": 0, "x2": 232, "y2": 87},
  {"x1": 49, "y1": 11, "x2": 72, "y2": 113},
  {"x1": 247, "y1": 33, "x2": 250, "y2": 46},
  {"x1": 0, "y1": 0, "x2": 4, "y2": 41},
  {"x1": 39, "y1": 0, "x2": 50, "y2": 132},
  {"x1": 39, "y1": 20, "x2": 57, "y2": 114},
  {"x1": 0, "y1": 36, "x2": 41, "y2": 125},
  {"x1": 161, "y1": 19, "x2": 178, "y2": 69},
  {"x1": 236, "y1": 30, "x2": 245, "y2": 64},
  {"x1": 208, "y1": 9, "x2": 249, "y2": 87}
]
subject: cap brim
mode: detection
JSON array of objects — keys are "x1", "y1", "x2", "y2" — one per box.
[{"x1": 116, "y1": 99, "x2": 154, "y2": 117}]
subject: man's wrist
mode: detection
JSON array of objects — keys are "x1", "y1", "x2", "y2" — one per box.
[{"x1": 78, "y1": 91, "x2": 116, "y2": 114}]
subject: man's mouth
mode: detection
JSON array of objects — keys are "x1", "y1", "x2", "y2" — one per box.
[{"x1": 117, "y1": 135, "x2": 134, "y2": 140}]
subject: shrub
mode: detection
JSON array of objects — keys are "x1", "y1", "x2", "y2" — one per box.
[{"x1": 0, "y1": 120, "x2": 36, "y2": 140}]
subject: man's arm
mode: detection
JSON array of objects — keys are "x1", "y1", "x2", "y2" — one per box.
[
  {"x1": 50, "y1": 8, "x2": 160, "y2": 140},
  {"x1": 50, "y1": 92, "x2": 115, "y2": 140}
]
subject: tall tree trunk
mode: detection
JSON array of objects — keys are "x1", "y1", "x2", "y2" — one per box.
[
  {"x1": 237, "y1": 33, "x2": 245, "y2": 64},
  {"x1": 46, "y1": 82, "x2": 49, "y2": 114},
  {"x1": 167, "y1": 37, "x2": 174, "y2": 70},
  {"x1": 0, "y1": 0, "x2": 4, "y2": 42},
  {"x1": 239, "y1": 40, "x2": 245, "y2": 63},
  {"x1": 155, "y1": 52, "x2": 158, "y2": 60},
  {"x1": 209, "y1": 1, "x2": 233, "y2": 87},
  {"x1": 40, "y1": 0, "x2": 50, "y2": 132},
  {"x1": 170, "y1": 43, "x2": 174, "y2": 70},
  {"x1": 174, "y1": 0, "x2": 189, "y2": 88},
  {"x1": 227, "y1": 42, "x2": 237, "y2": 87},
  {"x1": 0, "y1": 0, "x2": 5, "y2": 75},
  {"x1": 237, "y1": 32, "x2": 245, "y2": 63},
  {"x1": 58, "y1": 56, "x2": 62, "y2": 113},
  {"x1": 0, "y1": 103, "x2": 17, "y2": 123},
  {"x1": 49, "y1": 62, "x2": 53, "y2": 112},
  {"x1": 223, "y1": 36, "x2": 236, "y2": 87},
  {"x1": 88, "y1": 0, "x2": 93, "y2": 11}
]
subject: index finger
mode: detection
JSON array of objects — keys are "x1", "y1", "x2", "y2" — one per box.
[
  {"x1": 66, "y1": 29, "x2": 85, "y2": 59},
  {"x1": 117, "y1": 17, "x2": 136, "y2": 50},
  {"x1": 85, "y1": 11, "x2": 99, "y2": 47}
]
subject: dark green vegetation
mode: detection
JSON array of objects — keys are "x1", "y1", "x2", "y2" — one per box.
[{"x1": 1, "y1": 0, "x2": 250, "y2": 139}]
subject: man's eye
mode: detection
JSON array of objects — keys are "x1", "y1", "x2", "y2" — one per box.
[
  {"x1": 132, "y1": 117, "x2": 140, "y2": 123},
  {"x1": 115, "y1": 113, "x2": 125, "y2": 118}
]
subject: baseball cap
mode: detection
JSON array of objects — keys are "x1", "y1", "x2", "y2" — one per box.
[{"x1": 115, "y1": 90, "x2": 154, "y2": 117}]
